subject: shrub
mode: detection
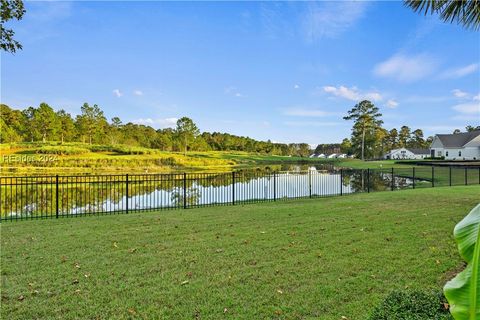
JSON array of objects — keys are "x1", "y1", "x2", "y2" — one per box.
[
  {"x1": 111, "y1": 146, "x2": 159, "y2": 155},
  {"x1": 87, "y1": 145, "x2": 116, "y2": 152},
  {"x1": 32, "y1": 146, "x2": 90, "y2": 155},
  {"x1": 368, "y1": 290, "x2": 452, "y2": 320}
]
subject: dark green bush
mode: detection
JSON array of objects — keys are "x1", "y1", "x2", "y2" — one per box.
[
  {"x1": 368, "y1": 290, "x2": 452, "y2": 320},
  {"x1": 32, "y1": 146, "x2": 90, "y2": 155}
]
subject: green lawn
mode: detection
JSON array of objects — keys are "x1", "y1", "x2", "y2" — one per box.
[
  {"x1": 333, "y1": 158, "x2": 431, "y2": 169},
  {"x1": 2, "y1": 186, "x2": 479, "y2": 319}
]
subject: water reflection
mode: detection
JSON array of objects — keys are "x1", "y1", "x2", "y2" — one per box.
[{"x1": 1, "y1": 168, "x2": 417, "y2": 219}]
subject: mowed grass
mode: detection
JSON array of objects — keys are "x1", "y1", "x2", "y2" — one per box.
[{"x1": 2, "y1": 187, "x2": 479, "y2": 319}]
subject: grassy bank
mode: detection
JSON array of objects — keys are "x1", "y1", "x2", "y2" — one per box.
[
  {"x1": 2, "y1": 186, "x2": 478, "y2": 319},
  {"x1": 1, "y1": 143, "x2": 334, "y2": 174}
]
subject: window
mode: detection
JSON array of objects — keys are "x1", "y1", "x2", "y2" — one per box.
[
  {"x1": 459, "y1": 151, "x2": 462, "y2": 157},
  {"x1": 437, "y1": 151, "x2": 442, "y2": 157},
  {"x1": 446, "y1": 151, "x2": 449, "y2": 157}
]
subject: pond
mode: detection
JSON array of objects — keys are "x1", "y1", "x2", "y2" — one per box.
[{"x1": 1, "y1": 167, "x2": 426, "y2": 219}]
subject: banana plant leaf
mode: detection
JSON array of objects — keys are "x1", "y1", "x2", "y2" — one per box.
[{"x1": 444, "y1": 203, "x2": 480, "y2": 320}]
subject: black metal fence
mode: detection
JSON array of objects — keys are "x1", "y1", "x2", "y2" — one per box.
[{"x1": 1, "y1": 166, "x2": 479, "y2": 222}]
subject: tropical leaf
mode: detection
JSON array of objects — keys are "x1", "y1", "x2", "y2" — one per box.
[
  {"x1": 404, "y1": 0, "x2": 480, "y2": 30},
  {"x1": 444, "y1": 203, "x2": 480, "y2": 320}
]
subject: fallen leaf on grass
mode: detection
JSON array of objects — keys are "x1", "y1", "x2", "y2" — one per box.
[
  {"x1": 276, "y1": 289, "x2": 283, "y2": 294},
  {"x1": 128, "y1": 308, "x2": 137, "y2": 315},
  {"x1": 74, "y1": 262, "x2": 81, "y2": 269},
  {"x1": 181, "y1": 280, "x2": 189, "y2": 285},
  {"x1": 72, "y1": 279, "x2": 79, "y2": 285},
  {"x1": 61, "y1": 256, "x2": 68, "y2": 263},
  {"x1": 113, "y1": 242, "x2": 118, "y2": 248},
  {"x1": 17, "y1": 295, "x2": 24, "y2": 301},
  {"x1": 215, "y1": 249, "x2": 223, "y2": 253},
  {"x1": 223, "y1": 308, "x2": 228, "y2": 313},
  {"x1": 129, "y1": 248, "x2": 137, "y2": 253}
]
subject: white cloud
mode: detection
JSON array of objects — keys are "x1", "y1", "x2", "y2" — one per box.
[
  {"x1": 225, "y1": 86, "x2": 244, "y2": 97},
  {"x1": 112, "y1": 89, "x2": 123, "y2": 98},
  {"x1": 452, "y1": 89, "x2": 468, "y2": 98},
  {"x1": 322, "y1": 85, "x2": 383, "y2": 102},
  {"x1": 294, "y1": 84, "x2": 300, "y2": 89},
  {"x1": 452, "y1": 102, "x2": 480, "y2": 115},
  {"x1": 283, "y1": 108, "x2": 338, "y2": 117},
  {"x1": 132, "y1": 117, "x2": 178, "y2": 129},
  {"x1": 373, "y1": 53, "x2": 437, "y2": 82},
  {"x1": 474, "y1": 94, "x2": 480, "y2": 101},
  {"x1": 133, "y1": 90, "x2": 143, "y2": 96},
  {"x1": 303, "y1": 1, "x2": 368, "y2": 40},
  {"x1": 386, "y1": 99, "x2": 399, "y2": 108},
  {"x1": 440, "y1": 63, "x2": 479, "y2": 79}
]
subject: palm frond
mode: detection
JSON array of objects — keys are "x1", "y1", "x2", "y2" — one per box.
[{"x1": 404, "y1": 0, "x2": 480, "y2": 30}]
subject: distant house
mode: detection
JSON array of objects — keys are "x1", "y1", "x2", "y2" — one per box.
[
  {"x1": 316, "y1": 153, "x2": 326, "y2": 158},
  {"x1": 383, "y1": 148, "x2": 430, "y2": 160},
  {"x1": 336, "y1": 154, "x2": 347, "y2": 159},
  {"x1": 327, "y1": 153, "x2": 337, "y2": 159},
  {"x1": 430, "y1": 130, "x2": 480, "y2": 160}
]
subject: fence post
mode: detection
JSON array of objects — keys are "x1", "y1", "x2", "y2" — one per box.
[
  {"x1": 125, "y1": 174, "x2": 129, "y2": 213},
  {"x1": 412, "y1": 167, "x2": 415, "y2": 189},
  {"x1": 367, "y1": 169, "x2": 370, "y2": 193},
  {"x1": 449, "y1": 166, "x2": 452, "y2": 186},
  {"x1": 431, "y1": 166, "x2": 434, "y2": 188},
  {"x1": 478, "y1": 167, "x2": 480, "y2": 185},
  {"x1": 391, "y1": 168, "x2": 394, "y2": 191},
  {"x1": 465, "y1": 167, "x2": 468, "y2": 185},
  {"x1": 55, "y1": 175, "x2": 59, "y2": 219},
  {"x1": 340, "y1": 169, "x2": 343, "y2": 196},
  {"x1": 309, "y1": 170, "x2": 312, "y2": 198},
  {"x1": 183, "y1": 173, "x2": 187, "y2": 209},
  {"x1": 273, "y1": 171, "x2": 276, "y2": 201},
  {"x1": 232, "y1": 171, "x2": 235, "y2": 205}
]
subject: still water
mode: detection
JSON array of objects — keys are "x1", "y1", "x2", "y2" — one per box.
[{"x1": 1, "y1": 166, "x2": 423, "y2": 218}]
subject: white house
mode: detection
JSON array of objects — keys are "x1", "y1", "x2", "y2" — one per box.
[
  {"x1": 383, "y1": 148, "x2": 430, "y2": 160},
  {"x1": 336, "y1": 154, "x2": 347, "y2": 159},
  {"x1": 327, "y1": 153, "x2": 337, "y2": 159},
  {"x1": 430, "y1": 130, "x2": 480, "y2": 160},
  {"x1": 316, "y1": 153, "x2": 326, "y2": 158}
]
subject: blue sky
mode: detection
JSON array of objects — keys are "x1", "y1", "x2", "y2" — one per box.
[{"x1": 2, "y1": 1, "x2": 479, "y2": 144}]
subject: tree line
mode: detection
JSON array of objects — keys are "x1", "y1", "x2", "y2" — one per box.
[
  {"x1": 340, "y1": 100, "x2": 479, "y2": 160},
  {"x1": 0, "y1": 103, "x2": 311, "y2": 156}
]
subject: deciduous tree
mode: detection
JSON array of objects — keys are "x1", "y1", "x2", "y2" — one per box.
[
  {"x1": 1, "y1": 0, "x2": 26, "y2": 53},
  {"x1": 175, "y1": 117, "x2": 200, "y2": 155}
]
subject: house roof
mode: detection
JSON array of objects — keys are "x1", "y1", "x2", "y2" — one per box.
[
  {"x1": 407, "y1": 148, "x2": 430, "y2": 155},
  {"x1": 436, "y1": 130, "x2": 480, "y2": 148}
]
